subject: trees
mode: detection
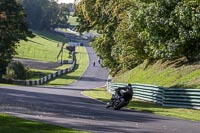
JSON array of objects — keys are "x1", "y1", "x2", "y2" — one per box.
[
  {"x1": 129, "y1": 0, "x2": 200, "y2": 60},
  {"x1": 113, "y1": 14, "x2": 147, "y2": 70},
  {"x1": 76, "y1": 0, "x2": 135, "y2": 74},
  {"x1": 0, "y1": 0, "x2": 33, "y2": 78},
  {"x1": 173, "y1": 0, "x2": 200, "y2": 59},
  {"x1": 76, "y1": 0, "x2": 200, "y2": 74},
  {"x1": 21, "y1": 0, "x2": 70, "y2": 30},
  {"x1": 56, "y1": 3, "x2": 70, "y2": 28}
]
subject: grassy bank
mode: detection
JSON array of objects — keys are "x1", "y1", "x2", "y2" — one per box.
[
  {"x1": 0, "y1": 114, "x2": 89, "y2": 133},
  {"x1": 16, "y1": 30, "x2": 69, "y2": 62},
  {"x1": 13, "y1": 30, "x2": 89, "y2": 85},
  {"x1": 21, "y1": 46, "x2": 88, "y2": 85},
  {"x1": 14, "y1": 30, "x2": 72, "y2": 81},
  {"x1": 83, "y1": 58, "x2": 200, "y2": 121},
  {"x1": 113, "y1": 59, "x2": 200, "y2": 89},
  {"x1": 83, "y1": 87, "x2": 200, "y2": 122}
]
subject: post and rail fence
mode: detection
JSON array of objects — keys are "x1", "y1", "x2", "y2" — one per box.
[{"x1": 0, "y1": 52, "x2": 76, "y2": 86}]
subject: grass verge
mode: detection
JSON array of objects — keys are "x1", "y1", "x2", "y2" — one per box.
[
  {"x1": 28, "y1": 64, "x2": 71, "y2": 80},
  {"x1": 47, "y1": 46, "x2": 89, "y2": 85},
  {"x1": 83, "y1": 87, "x2": 200, "y2": 122},
  {"x1": 0, "y1": 114, "x2": 89, "y2": 133},
  {"x1": 0, "y1": 84, "x2": 14, "y2": 86}
]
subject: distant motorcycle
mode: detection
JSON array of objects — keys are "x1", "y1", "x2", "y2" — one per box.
[{"x1": 106, "y1": 84, "x2": 133, "y2": 110}]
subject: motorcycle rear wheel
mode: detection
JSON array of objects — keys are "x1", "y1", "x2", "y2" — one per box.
[{"x1": 113, "y1": 98, "x2": 127, "y2": 110}]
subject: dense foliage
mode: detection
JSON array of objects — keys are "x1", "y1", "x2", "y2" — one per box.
[
  {"x1": 76, "y1": 0, "x2": 134, "y2": 74},
  {"x1": 76, "y1": 0, "x2": 200, "y2": 75},
  {"x1": 4, "y1": 61, "x2": 30, "y2": 80},
  {"x1": 20, "y1": 0, "x2": 70, "y2": 30},
  {"x1": 0, "y1": 0, "x2": 33, "y2": 78},
  {"x1": 130, "y1": 0, "x2": 200, "y2": 60}
]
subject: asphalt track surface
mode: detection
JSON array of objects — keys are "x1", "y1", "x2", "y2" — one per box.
[{"x1": 1, "y1": 35, "x2": 200, "y2": 133}]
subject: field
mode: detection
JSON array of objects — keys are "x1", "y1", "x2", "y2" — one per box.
[
  {"x1": 16, "y1": 30, "x2": 69, "y2": 62},
  {"x1": 6, "y1": 29, "x2": 89, "y2": 86}
]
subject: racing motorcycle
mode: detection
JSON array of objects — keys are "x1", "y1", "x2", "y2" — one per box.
[{"x1": 106, "y1": 84, "x2": 133, "y2": 110}]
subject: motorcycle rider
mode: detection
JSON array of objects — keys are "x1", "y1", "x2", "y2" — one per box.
[
  {"x1": 114, "y1": 83, "x2": 133, "y2": 100},
  {"x1": 106, "y1": 83, "x2": 133, "y2": 109}
]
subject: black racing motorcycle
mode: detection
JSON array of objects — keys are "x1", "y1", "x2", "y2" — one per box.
[{"x1": 106, "y1": 84, "x2": 133, "y2": 110}]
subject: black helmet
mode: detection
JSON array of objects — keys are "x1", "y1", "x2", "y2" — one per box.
[{"x1": 128, "y1": 83, "x2": 132, "y2": 87}]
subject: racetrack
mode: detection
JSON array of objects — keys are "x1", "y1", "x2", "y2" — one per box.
[{"x1": 0, "y1": 34, "x2": 200, "y2": 133}]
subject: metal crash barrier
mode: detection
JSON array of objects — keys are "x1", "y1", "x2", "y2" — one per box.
[{"x1": 107, "y1": 82, "x2": 200, "y2": 109}]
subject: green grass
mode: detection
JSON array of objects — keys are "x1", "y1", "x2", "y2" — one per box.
[
  {"x1": 33, "y1": 30, "x2": 67, "y2": 42},
  {"x1": 14, "y1": 30, "x2": 88, "y2": 85},
  {"x1": 68, "y1": 16, "x2": 79, "y2": 26},
  {"x1": 27, "y1": 69, "x2": 55, "y2": 80},
  {"x1": 56, "y1": 28, "x2": 78, "y2": 35},
  {"x1": 0, "y1": 83, "x2": 15, "y2": 86},
  {"x1": 0, "y1": 114, "x2": 89, "y2": 133},
  {"x1": 55, "y1": 64, "x2": 72, "y2": 70},
  {"x1": 113, "y1": 59, "x2": 200, "y2": 89},
  {"x1": 83, "y1": 87, "x2": 200, "y2": 122},
  {"x1": 47, "y1": 46, "x2": 88, "y2": 85},
  {"x1": 23, "y1": 46, "x2": 88, "y2": 84},
  {"x1": 28, "y1": 64, "x2": 71, "y2": 80},
  {"x1": 16, "y1": 30, "x2": 70, "y2": 62},
  {"x1": 14, "y1": 30, "x2": 75, "y2": 81}
]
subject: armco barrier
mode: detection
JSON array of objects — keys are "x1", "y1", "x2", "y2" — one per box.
[
  {"x1": 107, "y1": 82, "x2": 200, "y2": 109},
  {"x1": 1, "y1": 52, "x2": 76, "y2": 86}
]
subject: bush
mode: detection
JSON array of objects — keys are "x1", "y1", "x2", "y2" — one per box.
[{"x1": 4, "y1": 61, "x2": 30, "y2": 80}]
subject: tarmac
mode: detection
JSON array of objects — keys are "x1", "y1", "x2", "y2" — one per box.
[{"x1": 0, "y1": 33, "x2": 200, "y2": 133}]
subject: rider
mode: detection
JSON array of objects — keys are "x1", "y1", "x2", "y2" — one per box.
[
  {"x1": 112, "y1": 84, "x2": 133, "y2": 101},
  {"x1": 106, "y1": 83, "x2": 133, "y2": 109},
  {"x1": 123, "y1": 84, "x2": 133, "y2": 101}
]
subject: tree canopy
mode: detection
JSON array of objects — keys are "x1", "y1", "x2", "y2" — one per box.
[
  {"x1": 21, "y1": 0, "x2": 70, "y2": 30},
  {"x1": 0, "y1": 0, "x2": 33, "y2": 77},
  {"x1": 130, "y1": 0, "x2": 200, "y2": 60},
  {"x1": 75, "y1": 0, "x2": 200, "y2": 75}
]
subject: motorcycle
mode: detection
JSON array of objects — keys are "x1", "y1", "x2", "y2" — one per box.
[{"x1": 106, "y1": 84, "x2": 133, "y2": 110}]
